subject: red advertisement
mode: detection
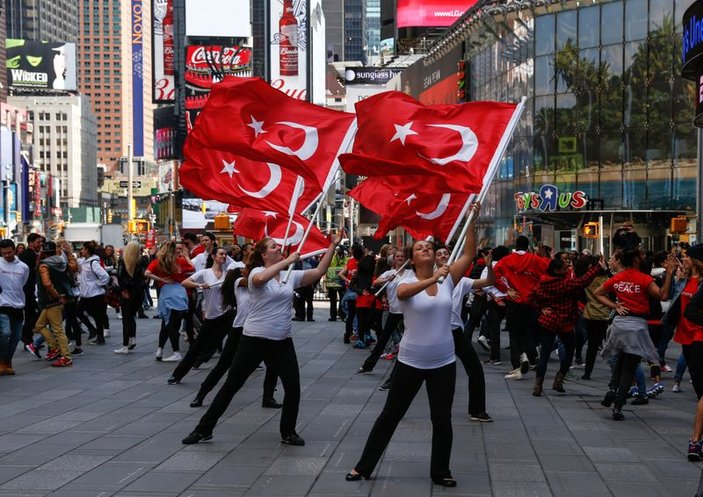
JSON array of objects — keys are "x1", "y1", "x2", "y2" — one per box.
[{"x1": 397, "y1": 0, "x2": 478, "y2": 28}]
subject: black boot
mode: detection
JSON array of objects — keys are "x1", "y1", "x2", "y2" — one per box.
[
  {"x1": 189, "y1": 394, "x2": 204, "y2": 408},
  {"x1": 262, "y1": 397, "x2": 282, "y2": 409}
]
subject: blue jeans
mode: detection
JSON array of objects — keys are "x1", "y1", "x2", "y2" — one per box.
[{"x1": 0, "y1": 312, "x2": 24, "y2": 362}]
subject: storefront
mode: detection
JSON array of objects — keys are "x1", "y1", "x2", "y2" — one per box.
[{"x1": 403, "y1": 0, "x2": 698, "y2": 252}]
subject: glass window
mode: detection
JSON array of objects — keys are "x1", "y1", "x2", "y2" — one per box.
[
  {"x1": 601, "y1": 2, "x2": 623, "y2": 45},
  {"x1": 535, "y1": 15, "x2": 555, "y2": 57},
  {"x1": 675, "y1": 0, "x2": 696, "y2": 33},
  {"x1": 556, "y1": 10, "x2": 577, "y2": 49},
  {"x1": 578, "y1": 6, "x2": 599, "y2": 49},
  {"x1": 534, "y1": 55, "x2": 553, "y2": 96},
  {"x1": 556, "y1": 48, "x2": 577, "y2": 93},
  {"x1": 649, "y1": 0, "x2": 669, "y2": 31},
  {"x1": 623, "y1": 41, "x2": 647, "y2": 126},
  {"x1": 625, "y1": 0, "x2": 648, "y2": 41}
]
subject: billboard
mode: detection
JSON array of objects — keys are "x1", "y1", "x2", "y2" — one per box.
[
  {"x1": 152, "y1": 0, "x2": 175, "y2": 103},
  {"x1": 132, "y1": 0, "x2": 145, "y2": 156},
  {"x1": 397, "y1": 0, "x2": 478, "y2": 28},
  {"x1": 6, "y1": 40, "x2": 77, "y2": 91},
  {"x1": 184, "y1": 45, "x2": 251, "y2": 134},
  {"x1": 154, "y1": 105, "x2": 176, "y2": 160},
  {"x1": 185, "y1": 0, "x2": 251, "y2": 38},
  {"x1": 269, "y1": 0, "x2": 308, "y2": 101}
]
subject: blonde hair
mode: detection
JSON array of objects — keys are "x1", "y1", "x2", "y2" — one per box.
[
  {"x1": 123, "y1": 241, "x2": 141, "y2": 277},
  {"x1": 156, "y1": 241, "x2": 178, "y2": 275}
]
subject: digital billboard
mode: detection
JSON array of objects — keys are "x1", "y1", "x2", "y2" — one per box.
[
  {"x1": 185, "y1": 0, "x2": 251, "y2": 38},
  {"x1": 396, "y1": 0, "x2": 478, "y2": 28},
  {"x1": 152, "y1": 0, "x2": 175, "y2": 103},
  {"x1": 6, "y1": 40, "x2": 77, "y2": 91},
  {"x1": 269, "y1": 0, "x2": 308, "y2": 101}
]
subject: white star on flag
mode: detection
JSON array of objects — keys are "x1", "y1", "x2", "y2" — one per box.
[
  {"x1": 543, "y1": 189, "x2": 553, "y2": 200},
  {"x1": 404, "y1": 194, "x2": 417, "y2": 205},
  {"x1": 263, "y1": 211, "x2": 277, "y2": 218},
  {"x1": 220, "y1": 160, "x2": 237, "y2": 178},
  {"x1": 390, "y1": 122, "x2": 418, "y2": 146},
  {"x1": 247, "y1": 116, "x2": 267, "y2": 137}
]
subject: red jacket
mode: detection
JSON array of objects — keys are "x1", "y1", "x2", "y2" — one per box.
[{"x1": 493, "y1": 251, "x2": 549, "y2": 305}]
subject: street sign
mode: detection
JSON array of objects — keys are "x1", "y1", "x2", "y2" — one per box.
[{"x1": 119, "y1": 180, "x2": 142, "y2": 188}]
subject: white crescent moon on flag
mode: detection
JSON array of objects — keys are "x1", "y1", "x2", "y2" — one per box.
[
  {"x1": 418, "y1": 124, "x2": 479, "y2": 165},
  {"x1": 239, "y1": 163, "x2": 282, "y2": 199},
  {"x1": 265, "y1": 220, "x2": 305, "y2": 246},
  {"x1": 416, "y1": 193, "x2": 451, "y2": 220},
  {"x1": 265, "y1": 122, "x2": 319, "y2": 160}
]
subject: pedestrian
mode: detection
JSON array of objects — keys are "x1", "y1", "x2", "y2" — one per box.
[
  {"x1": 0, "y1": 239, "x2": 29, "y2": 375},
  {"x1": 325, "y1": 246, "x2": 347, "y2": 322},
  {"x1": 481, "y1": 246, "x2": 511, "y2": 365},
  {"x1": 345, "y1": 202, "x2": 479, "y2": 487},
  {"x1": 182, "y1": 231, "x2": 344, "y2": 446},
  {"x1": 580, "y1": 254, "x2": 612, "y2": 380},
  {"x1": 340, "y1": 243, "x2": 363, "y2": 343},
  {"x1": 114, "y1": 241, "x2": 149, "y2": 354},
  {"x1": 19, "y1": 233, "x2": 42, "y2": 349},
  {"x1": 77, "y1": 241, "x2": 111, "y2": 345}
]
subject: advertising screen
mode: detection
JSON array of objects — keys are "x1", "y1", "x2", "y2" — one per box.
[
  {"x1": 396, "y1": 0, "x2": 478, "y2": 28},
  {"x1": 185, "y1": 0, "x2": 251, "y2": 38},
  {"x1": 152, "y1": 0, "x2": 175, "y2": 103},
  {"x1": 6, "y1": 40, "x2": 77, "y2": 91},
  {"x1": 269, "y1": 0, "x2": 308, "y2": 100}
]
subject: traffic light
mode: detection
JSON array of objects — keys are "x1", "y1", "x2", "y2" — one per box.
[
  {"x1": 583, "y1": 222, "x2": 599, "y2": 238},
  {"x1": 214, "y1": 213, "x2": 230, "y2": 230},
  {"x1": 127, "y1": 220, "x2": 136, "y2": 233},
  {"x1": 671, "y1": 216, "x2": 688, "y2": 234}
]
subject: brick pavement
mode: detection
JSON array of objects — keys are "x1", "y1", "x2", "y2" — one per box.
[{"x1": 0, "y1": 303, "x2": 702, "y2": 497}]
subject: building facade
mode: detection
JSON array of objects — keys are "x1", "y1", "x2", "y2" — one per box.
[
  {"x1": 344, "y1": 0, "x2": 368, "y2": 63},
  {"x1": 78, "y1": 0, "x2": 154, "y2": 176},
  {"x1": 6, "y1": 0, "x2": 79, "y2": 42},
  {"x1": 415, "y1": 0, "x2": 697, "y2": 252},
  {"x1": 9, "y1": 95, "x2": 98, "y2": 209}
]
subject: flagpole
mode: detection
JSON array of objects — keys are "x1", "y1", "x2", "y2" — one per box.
[
  {"x1": 374, "y1": 235, "x2": 433, "y2": 297},
  {"x1": 282, "y1": 118, "x2": 358, "y2": 283},
  {"x1": 446, "y1": 96, "x2": 527, "y2": 266},
  {"x1": 281, "y1": 175, "x2": 305, "y2": 250}
]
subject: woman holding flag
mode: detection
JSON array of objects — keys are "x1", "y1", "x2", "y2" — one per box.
[
  {"x1": 183, "y1": 230, "x2": 344, "y2": 447},
  {"x1": 346, "y1": 202, "x2": 480, "y2": 488}
]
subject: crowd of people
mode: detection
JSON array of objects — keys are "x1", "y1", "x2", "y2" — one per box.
[{"x1": 2, "y1": 216, "x2": 703, "y2": 488}]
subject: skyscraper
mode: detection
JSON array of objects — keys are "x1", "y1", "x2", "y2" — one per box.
[
  {"x1": 366, "y1": 0, "x2": 380, "y2": 63},
  {"x1": 6, "y1": 0, "x2": 78, "y2": 42},
  {"x1": 78, "y1": 0, "x2": 154, "y2": 175},
  {"x1": 344, "y1": 0, "x2": 367, "y2": 64}
]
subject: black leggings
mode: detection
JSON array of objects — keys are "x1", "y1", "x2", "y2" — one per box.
[
  {"x1": 79, "y1": 295, "x2": 108, "y2": 340},
  {"x1": 159, "y1": 310, "x2": 185, "y2": 351},
  {"x1": 584, "y1": 319, "x2": 608, "y2": 378},
  {"x1": 195, "y1": 335, "x2": 300, "y2": 437},
  {"x1": 682, "y1": 341, "x2": 703, "y2": 399},
  {"x1": 362, "y1": 313, "x2": 403, "y2": 371},
  {"x1": 353, "y1": 361, "x2": 456, "y2": 481},
  {"x1": 197, "y1": 327, "x2": 278, "y2": 401},
  {"x1": 452, "y1": 327, "x2": 486, "y2": 416},
  {"x1": 487, "y1": 300, "x2": 506, "y2": 361},
  {"x1": 120, "y1": 289, "x2": 143, "y2": 346},
  {"x1": 63, "y1": 301, "x2": 82, "y2": 346},
  {"x1": 610, "y1": 352, "x2": 641, "y2": 410},
  {"x1": 171, "y1": 311, "x2": 235, "y2": 382},
  {"x1": 506, "y1": 301, "x2": 537, "y2": 368}
]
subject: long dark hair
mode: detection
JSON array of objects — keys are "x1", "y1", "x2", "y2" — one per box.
[
  {"x1": 246, "y1": 237, "x2": 271, "y2": 274},
  {"x1": 221, "y1": 267, "x2": 242, "y2": 310}
]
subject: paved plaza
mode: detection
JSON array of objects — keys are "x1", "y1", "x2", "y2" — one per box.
[{"x1": 1, "y1": 303, "x2": 703, "y2": 497}]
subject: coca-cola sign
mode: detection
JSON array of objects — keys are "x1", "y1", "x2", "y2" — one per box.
[
  {"x1": 186, "y1": 46, "x2": 252, "y2": 69},
  {"x1": 152, "y1": 0, "x2": 174, "y2": 103}
]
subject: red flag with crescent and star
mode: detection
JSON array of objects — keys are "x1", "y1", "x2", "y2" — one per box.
[
  {"x1": 339, "y1": 91, "x2": 517, "y2": 193},
  {"x1": 180, "y1": 139, "x2": 322, "y2": 215},
  {"x1": 232, "y1": 208, "x2": 330, "y2": 258},
  {"x1": 186, "y1": 76, "x2": 356, "y2": 192},
  {"x1": 349, "y1": 177, "x2": 473, "y2": 241}
]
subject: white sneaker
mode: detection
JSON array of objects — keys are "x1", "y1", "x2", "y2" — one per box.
[
  {"x1": 155, "y1": 347, "x2": 163, "y2": 361},
  {"x1": 477, "y1": 335, "x2": 490, "y2": 351},
  {"x1": 162, "y1": 352, "x2": 182, "y2": 362},
  {"x1": 103, "y1": 330, "x2": 110, "y2": 338},
  {"x1": 113, "y1": 346, "x2": 130, "y2": 355},
  {"x1": 504, "y1": 368, "x2": 523, "y2": 380},
  {"x1": 673, "y1": 382, "x2": 682, "y2": 393},
  {"x1": 519, "y1": 353, "x2": 529, "y2": 374},
  {"x1": 115, "y1": 312, "x2": 122, "y2": 320},
  {"x1": 128, "y1": 337, "x2": 136, "y2": 350}
]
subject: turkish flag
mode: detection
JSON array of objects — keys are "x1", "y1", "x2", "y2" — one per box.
[
  {"x1": 340, "y1": 91, "x2": 517, "y2": 193},
  {"x1": 180, "y1": 137, "x2": 321, "y2": 215},
  {"x1": 187, "y1": 76, "x2": 356, "y2": 191},
  {"x1": 232, "y1": 208, "x2": 330, "y2": 259},
  {"x1": 349, "y1": 177, "x2": 472, "y2": 241}
]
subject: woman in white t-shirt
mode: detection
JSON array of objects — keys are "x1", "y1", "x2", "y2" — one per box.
[
  {"x1": 167, "y1": 248, "x2": 235, "y2": 384},
  {"x1": 346, "y1": 203, "x2": 480, "y2": 487},
  {"x1": 183, "y1": 232, "x2": 343, "y2": 446}
]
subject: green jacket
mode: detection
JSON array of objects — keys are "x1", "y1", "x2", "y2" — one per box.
[{"x1": 326, "y1": 255, "x2": 347, "y2": 289}]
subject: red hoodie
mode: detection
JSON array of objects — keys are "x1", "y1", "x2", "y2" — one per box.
[{"x1": 493, "y1": 251, "x2": 549, "y2": 305}]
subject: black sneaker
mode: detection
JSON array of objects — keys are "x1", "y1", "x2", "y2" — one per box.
[
  {"x1": 470, "y1": 413, "x2": 493, "y2": 422},
  {"x1": 601, "y1": 391, "x2": 616, "y2": 408},
  {"x1": 379, "y1": 379, "x2": 392, "y2": 391},
  {"x1": 356, "y1": 366, "x2": 372, "y2": 374},
  {"x1": 71, "y1": 348, "x2": 84, "y2": 356},
  {"x1": 167, "y1": 376, "x2": 180, "y2": 385},
  {"x1": 182, "y1": 430, "x2": 212, "y2": 444},
  {"x1": 612, "y1": 408, "x2": 625, "y2": 421},
  {"x1": 281, "y1": 433, "x2": 305, "y2": 446},
  {"x1": 631, "y1": 394, "x2": 649, "y2": 405}
]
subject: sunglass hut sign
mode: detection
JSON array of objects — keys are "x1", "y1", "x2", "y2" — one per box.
[{"x1": 514, "y1": 184, "x2": 587, "y2": 212}]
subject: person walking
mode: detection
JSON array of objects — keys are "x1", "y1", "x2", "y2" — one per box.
[
  {"x1": 0, "y1": 239, "x2": 29, "y2": 375},
  {"x1": 345, "y1": 202, "x2": 479, "y2": 487},
  {"x1": 326, "y1": 246, "x2": 347, "y2": 321},
  {"x1": 182, "y1": 231, "x2": 344, "y2": 446},
  {"x1": 19, "y1": 233, "x2": 42, "y2": 349},
  {"x1": 580, "y1": 254, "x2": 612, "y2": 381},
  {"x1": 77, "y1": 241, "x2": 111, "y2": 346},
  {"x1": 114, "y1": 241, "x2": 149, "y2": 354}
]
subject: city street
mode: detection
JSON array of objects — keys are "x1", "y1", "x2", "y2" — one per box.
[{"x1": 1, "y1": 303, "x2": 702, "y2": 497}]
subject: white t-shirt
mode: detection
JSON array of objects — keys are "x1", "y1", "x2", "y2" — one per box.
[
  {"x1": 379, "y1": 269, "x2": 405, "y2": 314},
  {"x1": 192, "y1": 253, "x2": 240, "y2": 272},
  {"x1": 397, "y1": 273, "x2": 456, "y2": 369},
  {"x1": 190, "y1": 268, "x2": 228, "y2": 320},
  {"x1": 244, "y1": 267, "x2": 304, "y2": 340},
  {"x1": 450, "y1": 277, "x2": 476, "y2": 330},
  {"x1": 233, "y1": 277, "x2": 250, "y2": 328}
]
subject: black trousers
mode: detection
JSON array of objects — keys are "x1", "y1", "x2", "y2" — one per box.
[
  {"x1": 506, "y1": 301, "x2": 537, "y2": 369},
  {"x1": 362, "y1": 313, "x2": 403, "y2": 371},
  {"x1": 294, "y1": 285, "x2": 314, "y2": 320},
  {"x1": 197, "y1": 327, "x2": 279, "y2": 401},
  {"x1": 452, "y1": 327, "x2": 486, "y2": 416},
  {"x1": 465, "y1": 294, "x2": 487, "y2": 339},
  {"x1": 22, "y1": 295, "x2": 38, "y2": 345},
  {"x1": 583, "y1": 319, "x2": 609, "y2": 378},
  {"x1": 79, "y1": 295, "x2": 108, "y2": 340},
  {"x1": 159, "y1": 310, "x2": 185, "y2": 351},
  {"x1": 487, "y1": 300, "x2": 506, "y2": 361},
  {"x1": 63, "y1": 301, "x2": 83, "y2": 346},
  {"x1": 682, "y1": 341, "x2": 703, "y2": 399},
  {"x1": 327, "y1": 287, "x2": 344, "y2": 320},
  {"x1": 353, "y1": 361, "x2": 456, "y2": 481},
  {"x1": 610, "y1": 352, "x2": 641, "y2": 409},
  {"x1": 172, "y1": 311, "x2": 235, "y2": 382},
  {"x1": 535, "y1": 327, "x2": 574, "y2": 379},
  {"x1": 195, "y1": 335, "x2": 300, "y2": 437},
  {"x1": 120, "y1": 288, "x2": 143, "y2": 346}
]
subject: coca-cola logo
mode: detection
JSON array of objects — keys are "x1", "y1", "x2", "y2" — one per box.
[{"x1": 187, "y1": 46, "x2": 251, "y2": 68}]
